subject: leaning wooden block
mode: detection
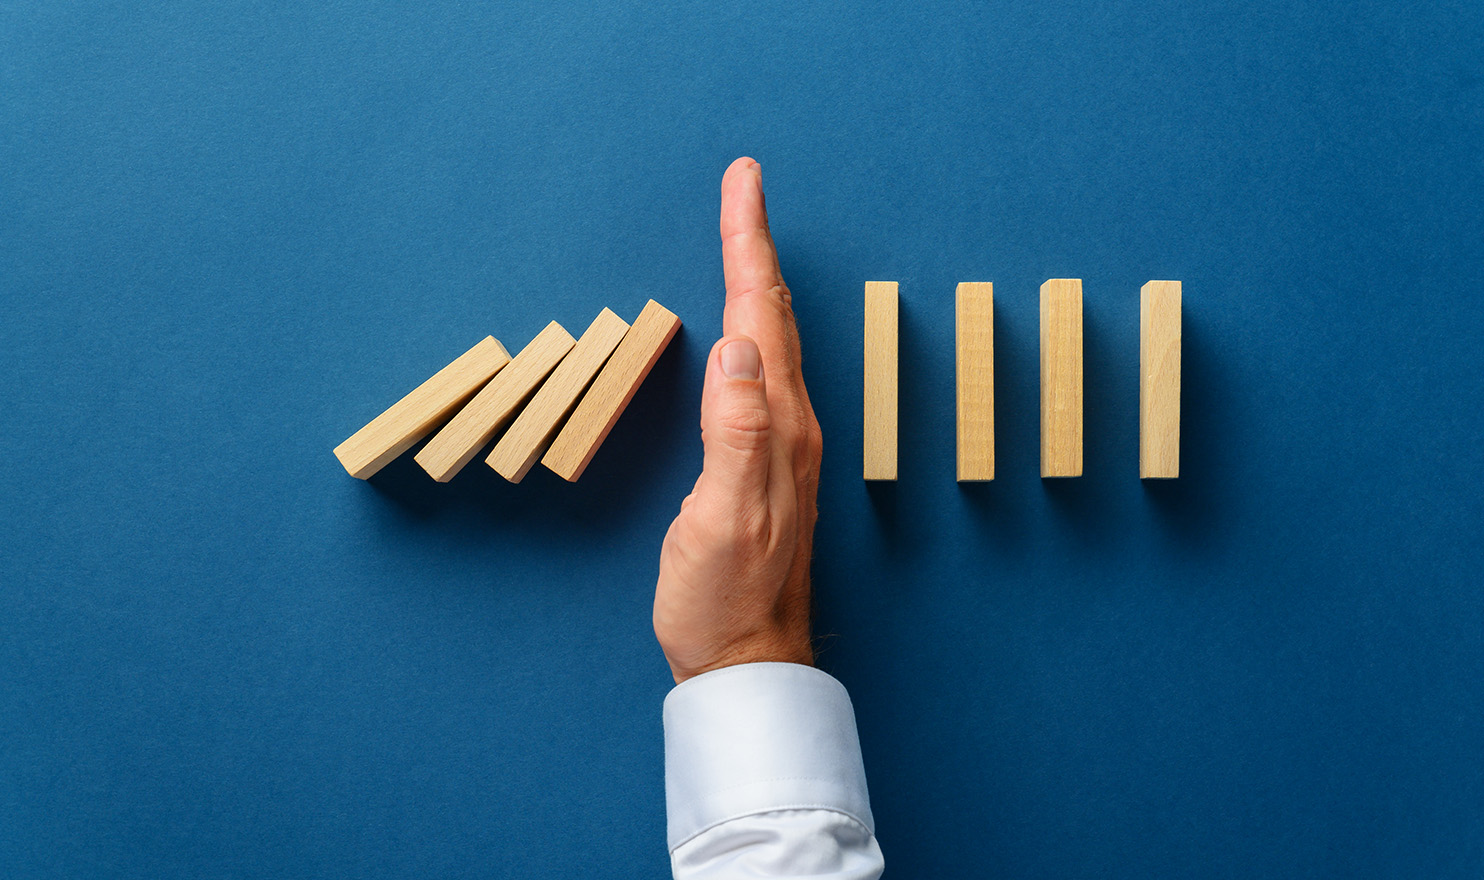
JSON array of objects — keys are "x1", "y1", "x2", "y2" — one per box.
[
  {"x1": 956, "y1": 282, "x2": 994, "y2": 482},
  {"x1": 1040, "y1": 278, "x2": 1083, "y2": 477},
  {"x1": 333, "y1": 336, "x2": 511, "y2": 479},
  {"x1": 542, "y1": 300, "x2": 681, "y2": 482},
  {"x1": 864, "y1": 281, "x2": 898, "y2": 481},
  {"x1": 1140, "y1": 280, "x2": 1181, "y2": 479},
  {"x1": 486, "y1": 308, "x2": 630, "y2": 483},
  {"x1": 414, "y1": 321, "x2": 576, "y2": 482}
]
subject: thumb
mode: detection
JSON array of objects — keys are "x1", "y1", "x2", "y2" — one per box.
[{"x1": 696, "y1": 336, "x2": 772, "y2": 513}]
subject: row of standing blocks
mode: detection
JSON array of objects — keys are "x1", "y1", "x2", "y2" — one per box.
[
  {"x1": 334, "y1": 300, "x2": 682, "y2": 484},
  {"x1": 864, "y1": 279, "x2": 1182, "y2": 481}
]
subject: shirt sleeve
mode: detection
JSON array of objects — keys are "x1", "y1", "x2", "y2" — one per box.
[{"x1": 663, "y1": 662, "x2": 884, "y2": 879}]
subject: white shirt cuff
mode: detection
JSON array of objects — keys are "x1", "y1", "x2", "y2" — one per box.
[{"x1": 663, "y1": 662, "x2": 874, "y2": 851}]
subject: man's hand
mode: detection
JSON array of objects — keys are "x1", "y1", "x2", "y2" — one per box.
[{"x1": 654, "y1": 157, "x2": 824, "y2": 684}]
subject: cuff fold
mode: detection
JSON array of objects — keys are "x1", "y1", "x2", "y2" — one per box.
[{"x1": 663, "y1": 662, "x2": 873, "y2": 850}]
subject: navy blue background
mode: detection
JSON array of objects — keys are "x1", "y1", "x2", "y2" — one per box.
[{"x1": 4, "y1": 2, "x2": 1482, "y2": 877}]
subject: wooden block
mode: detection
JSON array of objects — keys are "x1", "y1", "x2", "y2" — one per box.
[
  {"x1": 333, "y1": 336, "x2": 511, "y2": 479},
  {"x1": 414, "y1": 321, "x2": 576, "y2": 482},
  {"x1": 541, "y1": 300, "x2": 681, "y2": 482},
  {"x1": 1040, "y1": 278, "x2": 1083, "y2": 477},
  {"x1": 486, "y1": 308, "x2": 630, "y2": 483},
  {"x1": 956, "y1": 282, "x2": 994, "y2": 482},
  {"x1": 864, "y1": 281, "x2": 898, "y2": 481},
  {"x1": 1140, "y1": 280, "x2": 1181, "y2": 479}
]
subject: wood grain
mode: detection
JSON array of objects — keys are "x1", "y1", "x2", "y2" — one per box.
[
  {"x1": 1040, "y1": 278, "x2": 1083, "y2": 477},
  {"x1": 333, "y1": 336, "x2": 511, "y2": 479},
  {"x1": 414, "y1": 321, "x2": 575, "y2": 482},
  {"x1": 541, "y1": 300, "x2": 680, "y2": 482},
  {"x1": 1140, "y1": 280, "x2": 1181, "y2": 479},
  {"x1": 486, "y1": 308, "x2": 630, "y2": 483},
  {"x1": 956, "y1": 282, "x2": 994, "y2": 481},
  {"x1": 864, "y1": 281, "x2": 899, "y2": 481}
]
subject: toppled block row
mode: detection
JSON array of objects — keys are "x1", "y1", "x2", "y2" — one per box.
[{"x1": 334, "y1": 300, "x2": 681, "y2": 484}]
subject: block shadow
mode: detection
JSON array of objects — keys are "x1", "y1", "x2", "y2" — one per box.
[
  {"x1": 957, "y1": 299, "x2": 1031, "y2": 553},
  {"x1": 1041, "y1": 306, "x2": 1123, "y2": 549},
  {"x1": 1141, "y1": 315, "x2": 1226, "y2": 543},
  {"x1": 864, "y1": 294, "x2": 936, "y2": 555},
  {"x1": 361, "y1": 326, "x2": 695, "y2": 544}
]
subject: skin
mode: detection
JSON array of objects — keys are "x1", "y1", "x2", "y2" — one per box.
[{"x1": 654, "y1": 157, "x2": 824, "y2": 684}]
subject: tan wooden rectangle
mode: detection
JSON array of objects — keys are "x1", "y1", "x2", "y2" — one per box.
[
  {"x1": 486, "y1": 308, "x2": 630, "y2": 483},
  {"x1": 1040, "y1": 278, "x2": 1083, "y2": 477},
  {"x1": 864, "y1": 281, "x2": 899, "y2": 481},
  {"x1": 956, "y1": 282, "x2": 994, "y2": 481},
  {"x1": 542, "y1": 300, "x2": 681, "y2": 482},
  {"x1": 333, "y1": 336, "x2": 511, "y2": 479},
  {"x1": 1140, "y1": 280, "x2": 1182, "y2": 479},
  {"x1": 414, "y1": 321, "x2": 576, "y2": 482}
]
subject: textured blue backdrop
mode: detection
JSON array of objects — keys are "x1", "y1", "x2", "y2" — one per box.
[{"x1": 4, "y1": 1, "x2": 1482, "y2": 877}]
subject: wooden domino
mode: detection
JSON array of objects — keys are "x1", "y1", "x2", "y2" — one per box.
[
  {"x1": 414, "y1": 321, "x2": 576, "y2": 482},
  {"x1": 863, "y1": 281, "x2": 899, "y2": 481},
  {"x1": 542, "y1": 300, "x2": 680, "y2": 482},
  {"x1": 1140, "y1": 280, "x2": 1181, "y2": 479},
  {"x1": 486, "y1": 308, "x2": 630, "y2": 483},
  {"x1": 333, "y1": 336, "x2": 511, "y2": 479},
  {"x1": 955, "y1": 282, "x2": 994, "y2": 481},
  {"x1": 1040, "y1": 278, "x2": 1083, "y2": 477}
]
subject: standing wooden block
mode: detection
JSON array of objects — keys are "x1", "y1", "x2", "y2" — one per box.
[
  {"x1": 414, "y1": 321, "x2": 576, "y2": 482},
  {"x1": 956, "y1": 282, "x2": 994, "y2": 481},
  {"x1": 486, "y1": 308, "x2": 630, "y2": 483},
  {"x1": 1040, "y1": 278, "x2": 1083, "y2": 477},
  {"x1": 542, "y1": 300, "x2": 681, "y2": 482},
  {"x1": 863, "y1": 281, "x2": 898, "y2": 481},
  {"x1": 1140, "y1": 280, "x2": 1182, "y2": 479},
  {"x1": 333, "y1": 336, "x2": 511, "y2": 479}
]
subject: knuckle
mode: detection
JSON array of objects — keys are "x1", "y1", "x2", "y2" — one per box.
[
  {"x1": 713, "y1": 404, "x2": 772, "y2": 444},
  {"x1": 731, "y1": 281, "x2": 792, "y2": 311},
  {"x1": 803, "y1": 418, "x2": 823, "y2": 461},
  {"x1": 734, "y1": 509, "x2": 773, "y2": 550},
  {"x1": 777, "y1": 411, "x2": 822, "y2": 471},
  {"x1": 700, "y1": 496, "x2": 772, "y2": 553}
]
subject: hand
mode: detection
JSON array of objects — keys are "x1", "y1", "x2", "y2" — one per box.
[{"x1": 654, "y1": 158, "x2": 824, "y2": 684}]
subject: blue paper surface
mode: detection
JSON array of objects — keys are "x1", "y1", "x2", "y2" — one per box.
[{"x1": 3, "y1": 1, "x2": 1482, "y2": 877}]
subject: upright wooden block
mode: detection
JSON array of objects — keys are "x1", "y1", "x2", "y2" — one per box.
[
  {"x1": 864, "y1": 281, "x2": 898, "y2": 481},
  {"x1": 414, "y1": 321, "x2": 575, "y2": 482},
  {"x1": 486, "y1": 308, "x2": 630, "y2": 483},
  {"x1": 333, "y1": 336, "x2": 511, "y2": 479},
  {"x1": 1140, "y1": 280, "x2": 1182, "y2": 479},
  {"x1": 542, "y1": 300, "x2": 681, "y2": 482},
  {"x1": 956, "y1": 282, "x2": 994, "y2": 482},
  {"x1": 1040, "y1": 278, "x2": 1083, "y2": 477}
]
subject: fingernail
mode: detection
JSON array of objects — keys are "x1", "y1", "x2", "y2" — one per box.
[{"x1": 720, "y1": 339, "x2": 761, "y2": 380}]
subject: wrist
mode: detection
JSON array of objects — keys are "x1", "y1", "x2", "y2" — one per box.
[{"x1": 667, "y1": 636, "x2": 814, "y2": 684}]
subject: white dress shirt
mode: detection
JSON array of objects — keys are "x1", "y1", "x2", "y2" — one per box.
[{"x1": 664, "y1": 663, "x2": 885, "y2": 879}]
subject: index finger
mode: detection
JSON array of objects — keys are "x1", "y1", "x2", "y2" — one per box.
[{"x1": 719, "y1": 157, "x2": 799, "y2": 367}]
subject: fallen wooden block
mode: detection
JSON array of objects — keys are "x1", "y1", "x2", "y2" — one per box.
[
  {"x1": 1140, "y1": 280, "x2": 1181, "y2": 479},
  {"x1": 486, "y1": 308, "x2": 630, "y2": 483},
  {"x1": 414, "y1": 321, "x2": 576, "y2": 482},
  {"x1": 864, "y1": 281, "x2": 898, "y2": 481},
  {"x1": 1040, "y1": 278, "x2": 1083, "y2": 477},
  {"x1": 956, "y1": 282, "x2": 994, "y2": 482},
  {"x1": 333, "y1": 336, "x2": 511, "y2": 479},
  {"x1": 542, "y1": 300, "x2": 680, "y2": 482}
]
